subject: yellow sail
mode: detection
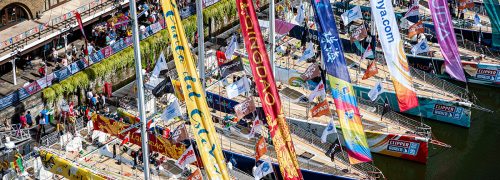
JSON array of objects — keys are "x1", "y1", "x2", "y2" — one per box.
[{"x1": 160, "y1": 0, "x2": 230, "y2": 179}]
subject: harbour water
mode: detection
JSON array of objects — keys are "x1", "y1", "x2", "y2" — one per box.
[{"x1": 373, "y1": 83, "x2": 500, "y2": 179}]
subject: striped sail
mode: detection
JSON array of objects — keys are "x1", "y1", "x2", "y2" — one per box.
[
  {"x1": 160, "y1": 0, "x2": 230, "y2": 179},
  {"x1": 311, "y1": 0, "x2": 372, "y2": 164},
  {"x1": 370, "y1": 0, "x2": 419, "y2": 111}
]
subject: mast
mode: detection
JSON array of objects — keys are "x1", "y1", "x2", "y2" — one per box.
[
  {"x1": 129, "y1": 0, "x2": 151, "y2": 178},
  {"x1": 270, "y1": 0, "x2": 276, "y2": 76},
  {"x1": 197, "y1": 0, "x2": 206, "y2": 88}
]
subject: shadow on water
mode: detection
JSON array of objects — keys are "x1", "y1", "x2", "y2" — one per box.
[{"x1": 373, "y1": 83, "x2": 500, "y2": 180}]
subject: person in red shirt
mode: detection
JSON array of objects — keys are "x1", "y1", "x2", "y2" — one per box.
[{"x1": 19, "y1": 112, "x2": 27, "y2": 128}]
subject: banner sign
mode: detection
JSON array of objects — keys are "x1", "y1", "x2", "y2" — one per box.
[
  {"x1": 312, "y1": 0, "x2": 372, "y2": 164},
  {"x1": 407, "y1": 21, "x2": 424, "y2": 39},
  {"x1": 370, "y1": 0, "x2": 419, "y2": 112},
  {"x1": 219, "y1": 57, "x2": 244, "y2": 77},
  {"x1": 237, "y1": 0, "x2": 303, "y2": 178},
  {"x1": 429, "y1": 0, "x2": 467, "y2": 82},
  {"x1": 92, "y1": 115, "x2": 186, "y2": 158},
  {"x1": 366, "y1": 131, "x2": 428, "y2": 163},
  {"x1": 301, "y1": 63, "x2": 321, "y2": 81},
  {"x1": 234, "y1": 97, "x2": 256, "y2": 119},
  {"x1": 433, "y1": 104, "x2": 464, "y2": 119},
  {"x1": 161, "y1": 0, "x2": 230, "y2": 178},
  {"x1": 310, "y1": 100, "x2": 331, "y2": 117},
  {"x1": 350, "y1": 25, "x2": 368, "y2": 43},
  {"x1": 39, "y1": 150, "x2": 106, "y2": 180},
  {"x1": 206, "y1": 91, "x2": 239, "y2": 113},
  {"x1": 24, "y1": 81, "x2": 42, "y2": 95}
]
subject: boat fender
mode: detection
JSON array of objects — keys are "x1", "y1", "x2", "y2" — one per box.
[
  {"x1": 458, "y1": 101, "x2": 472, "y2": 107},
  {"x1": 413, "y1": 136, "x2": 429, "y2": 142}
]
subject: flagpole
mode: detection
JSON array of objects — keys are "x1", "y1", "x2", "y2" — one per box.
[
  {"x1": 196, "y1": 0, "x2": 206, "y2": 89},
  {"x1": 269, "y1": 0, "x2": 276, "y2": 76},
  {"x1": 129, "y1": 0, "x2": 151, "y2": 178}
]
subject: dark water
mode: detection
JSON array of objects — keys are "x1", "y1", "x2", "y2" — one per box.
[{"x1": 373, "y1": 84, "x2": 500, "y2": 179}]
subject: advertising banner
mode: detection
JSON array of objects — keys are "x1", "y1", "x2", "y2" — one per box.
[
  {"x1": 39, "y1": 150, "x2": 106, "y2": 180},
  {"x1": 161, "y1": 0, "x2": 230, "y2": 178},
  {"x1": 429, "y1": 0, "x2": 467, "y2": 82},
  {"x1": 300, "y1": 63, "x2": 321, "y2": 81},
  {"x1": 236, "y1": 0, "x2": 303, "y2": 178},
  {"x1": 310, "y1": 100, "x2": 331, "y2": 117},
  {"x1": 234, "y1": 97, "x2": 256, "y2": 119},
  {"x1": 24, "y1": 81, "x2": 42, "y2": 95},
  {"x1": 92, "y1": 115, "x2": 186, "y2": 158},
  {"x1": 311, "y1": 0, "x2": 372, "y2": 164},
  {"x1": 370, "y1": 0, "x2": 419, "y2": 111},
  {"x1": 365, "y1": 131, "x2": 428, "y2": 163},
  {"x1": 206, "y1": 91, "x2": 239, "y2": 113},
  {"x1": 54, "y1": 67, "x2": 72, "y2": 81},
  {"x1": 219, "y1": 57, "x2": 244, "y2": 77}
]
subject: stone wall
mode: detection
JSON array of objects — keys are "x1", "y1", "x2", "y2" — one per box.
[{"x1": 0, "y1": 0, "x2": 45, "y2": 19}]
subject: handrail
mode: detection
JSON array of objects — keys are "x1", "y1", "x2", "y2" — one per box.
[
  {"x1": 410, "y1": 66, "x2": 470, "y2": 102},
  {"x1": 0, "y1": 0, "x2": 114, "y2": 53}
]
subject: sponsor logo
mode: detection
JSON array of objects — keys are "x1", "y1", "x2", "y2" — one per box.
[
  {"x1": 433, "y1": 104, "x2": 463, "y2": 119},
  {"x1": 387, "y1": 139, "x2": 419, "y2": 156},
  {"x1": 476, "y1": 68, "x2": 498, "y2": 81}
]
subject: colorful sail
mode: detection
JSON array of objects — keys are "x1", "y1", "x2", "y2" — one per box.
[
  {"x1": 236, "y1": 0, "x2": 303, "y2": 178},
  {"x1": 429, "y1": 0, "x2": 467, "y2": 82},
  {"x1": 311, "y1": 0, "x2": 372, "y2": 164},
  {"x1": 483, "y1": 0, "x2": 500, "y2": 49},
  {"x1": 370, "y1": 0, "x2": 419, "y2": 111},
  {"x1": 160, "y1": 0, "x2": 230, "y2": 179}
]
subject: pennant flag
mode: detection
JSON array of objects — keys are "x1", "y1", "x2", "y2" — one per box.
[
  {"x1": 249, "y1": 117, "x2": 264, "y2": 138},
  {"x1": 237, "y1": 0, "x2": 303, "y2": 178},
  {"x1": 226, "y1": 77, "x2": 250, "y2": 99},
  {"x1": 295, "y1": 4, "x2": 305, "y2": 25},
  {"x1": 301, "y1": 63, "x2": 321, "y2": 81},
  {"x1": 362, "y1": 59, "x2": 378, "y2": 80},
  {"x1": 151, "y1": 52, "x2": 167, "y2": 78},
  {"x1": 408, "y1": 21, "x2": 424, "y2": 39},
  {"x1": 120, "y1": 132, "x2": 130, "y2": 146},
  {"x1": 350, "y1": 25, "x2": 368, "y2": 43},
  {"x1": 161, "y1": 98, "x2": 182, "y2": 121},
  {"x1": 253, "y1": 160, "x2": 274, "y2": 180},
  {"x1": 370, "y1": 0, "x2": 419, "y2": 111},
  {"x1": 310, "y1": 100, "x2": 331, "y2": 118},
  {"x1": 234, "y1": 97, "x2": 256, "y2": 119},
  {"x1": 225, "y1": 35, "x2": 238, "y2": 59},
  {"x1": 75, "y1": 12, "x2": 88, "y2": 55},
  {"x1": 161, "y1": 0, "x2": 230, "y2": 178},
  {"x1": 255, "y1": 136, "x2": 267, "y2": 162},
  {"x1": 171, "y1": 124, "x2": 189, "y2": 144},
  {"x1": 151, "y1": 77, "x2": 175, "y2": 97},
  {"x1": 474, "y1": 13, "x2": 482, "y2": 27},
  {"x1": 361, "y1": 44, "x2": 374, "y2": 60},
  {"x1": 312, "y1": 0, "x2": 372, "y2": 164},
  {"x1": 399, "y1": 17, "x2": 415, "y2": 30},
  {"x1": 308, "y1": 80, "x2": 326, "y2": 101},
  {"x1": 429, "y1": 0, "x2": 467, "y2": 82},
  {"x1": 321, "y1": 119, "x2": 337, "y2": 143},
  {"x1": 187, "y1": 169, "x2": 203, "y2": 180},
  {"x1": 411, "y1": 38, "x2": 429, "y2": 55},
  {"x1": 341, "y1": 6, "x2": 363, "y2": 25},
  {"x1": 219, "y1": 58, "x2": 245, "y2": 77},
  {"x1": 298, "y1": 42, "x2": 315, "y2": 62},
  {"x1": 404, "y1": 4, "x2": 420, "y2": 18},
  {"x1": 368, "y1": 81, "x2": 384, "y2": 101},
  {"x1": 176, "y1": 145, "x2": 197, "y2": 168},
  {"x1": 216, "y1": 50, "x2": 228, "y2": 65}
]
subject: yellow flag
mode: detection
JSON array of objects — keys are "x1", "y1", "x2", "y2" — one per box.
[
  {"x1": 160, "y1": 0, "x2": 230, "y2": 179},
  {"x1": 39, "y1": 150, "x2": 105, "y2": 180}
]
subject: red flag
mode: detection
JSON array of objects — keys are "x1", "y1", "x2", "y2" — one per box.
[
  {"x1": 74, "y1": 12, "x2": 88, "y2": 55},
  {"x1": 362, "y1": 59, "x2": 378, "y2": 80},
  {"x1": 216, "y1": 50, "x2": 228, "y2": 65},
  {"x1": 187, "y1": 169, "x2": 203, "y2": 180},
  {"x1": 121, "y1": 132, "x2": 130, "y2": 146},
  {"x1": 146, "y1": 119, "x2": 154, "y2": 129},
  {"x1": 408, "y1": 21, "x2": 424, "y2": 39},
  {"x1": 237, "y1": 0, "x2": 303, "y2": 178},
  {"x1": 310, "y1": 100, "x2": 331, "y2": 118},
  {"x1": 255, "y1": 136, "x2": 267, "y2": 162},
  {"x1": 163, "y1": 128, "x2": 171, "y2": 139}
]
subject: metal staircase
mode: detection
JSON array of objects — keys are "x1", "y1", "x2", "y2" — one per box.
[{"x1": 0, "y1": 124, "x2": 32, "y2": 149}]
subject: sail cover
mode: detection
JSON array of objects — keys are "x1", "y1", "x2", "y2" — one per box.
[
  {"x1": 484, "y1": 0, "x2": 500, "y2": 49},
  {"x1": 236, "y1": 0, "x2": 303, "y2": 178},
  {"x1": 370, "y1": 0, "x2": 419, "y2": 111},
  {"x1": 429, "y1": 0, "x2": 467, "y2": 82},
  {"x1": 160, "y1": 0, "x2": 230, "y2": 179},
  {"x1": 311, "y1": 0, "x2": 372, "y2": 164}
]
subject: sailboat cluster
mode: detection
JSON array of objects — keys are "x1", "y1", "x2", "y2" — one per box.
[{"x1": 2, "y1": 0, "x2": 498, "y2": 179}]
